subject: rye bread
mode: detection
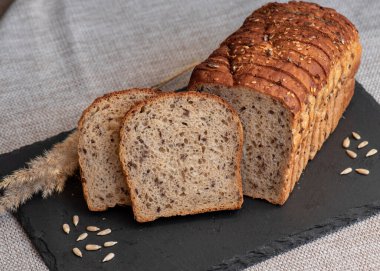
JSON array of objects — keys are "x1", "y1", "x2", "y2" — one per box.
[{"x1": 188, "y1": 1, "x2": 361, "y2": 204}]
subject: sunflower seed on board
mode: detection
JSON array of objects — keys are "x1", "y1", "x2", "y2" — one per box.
[
  {"x1": 97, "y1": 229, "x2": 112, "y2": 236},
  {"x1": 357, "y1": 141, "x2": 368, "y2": 149},
  {"x1": 76, "y1": 232, "x2": 88, "y2": 242},
  {"x1": 102, "y1": 253, "x2": 115, "y2": 263},
  {"x1": 366, "y1": 149, "x2": 378, "y2": 157},
  {"x1": 352, "y1": 132, "x2": 361, "y2": 140},
  {"x1": 355, "y1": 168, "x2": 370, "y2": 175},
  {"x1": 104, "y1": 241, "x2": 118, "y2": 247},
  {"x1": 346, "y1": 150, "x2": 357, "y2": 159},
  {"x1": 342, "y1": 137, "x2": 350, "y2": 148},
  {"x1": 340, "y1": 168, "x2": 353, "y2": 175},
  {"x1": 73, "y1": 215, "x2": 79, "y2": 227},
  {"x1": 86, "y1": 244, "x2": 102, "y2": 251},
  {"x1": 86, "y1": 226, "x2": 100, "y2": 232},
  {"x1": 63, "y1": 224, "x2": 70, "y2": 234},
  {"x1": 72, "y1": 247, "x2": 82, "y2": 258}
]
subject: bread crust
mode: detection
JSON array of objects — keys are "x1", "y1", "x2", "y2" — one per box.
[
  {"x1": 119, "y1": 91, "x2": 244, "y2": 222},
  {"x1": 188, "y1": 1, "x2": 361, "y2": 204},
  {"x1": 78, "y1": 88, "x2": 160, "y2": 212}
]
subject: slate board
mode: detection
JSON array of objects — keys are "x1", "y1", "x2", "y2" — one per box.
[{"x1": 1, "y1": 82, "x2": 380, "y2": 271}]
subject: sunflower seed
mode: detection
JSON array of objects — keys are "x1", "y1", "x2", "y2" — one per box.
[
  {"x1": 73, "y1": 215, "x2": 79, "y2": 227},
  {"x1": 104, "y1": 241, "x2": 118, "y2": 247},
  {"x1": 102, "y1": 253, "x2": 115, "y2": 262},
  {"x1": 366, "y1": 149, "x2": 378, "y2": 157},
  {"x1": 340, "y1": 167, "x2": 352, "y2": 175},
  {"x1": 86, "y1": 226, "x2": 100, "y2": 232},
  {"x1": 342, "y1": 137, "x2": 350, "y2": 148},
  {"x1": 76, "y1": 232, "x2": 88, "y2": 242},
  {"x1": 97, "y1": 229, "x2": 111, "y2": 236},
  {"x1": 86, "y1": 244, "x2": 102, "y2": 251},
  {"x1": 357, "y1": 141, "x2": 368, "y2": 149},
  {"x1": 207, "y1": 63, "x2": 219, "y2": 68},
  {"x1": 346, "y1": 150, "x2": 357, "y2": 159},
  {"x1": 72, "y1": 247, "x2": 82, "y2": 258},
  {"x1": 352, "y1": 132, "x2": 361, "y2": 140},
  {"x1": 355, "y1": 168, "x2": 370, "y2": 175},
  {"x1": 63, "y1": 223, "x2": 70, "y2": 234}
]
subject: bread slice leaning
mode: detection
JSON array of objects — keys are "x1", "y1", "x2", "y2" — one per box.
[
  {"x1": 119, "y1": 92, "x2": 244, "y2": 222},
  {"x1": 78, "y1": 88, "x2": 159, "y2": 211}
]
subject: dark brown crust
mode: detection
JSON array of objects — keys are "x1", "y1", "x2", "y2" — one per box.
[
  {"x1": 119, "y1": 91, "x2": 244, "y2": 223},
  {"x1": 188, "y1": 1, "x2": 360, "y2": 114},
  {"x1": 78, "y1": 88, "x2": 161, "y2": 212}
]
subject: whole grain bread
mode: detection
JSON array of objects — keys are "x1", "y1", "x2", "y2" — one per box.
[
  {"x1": 119, "y1": 92, "x2": 244, "y2": 222},
  {"x1": 188, "y1": 1, "x2": 362, "y2": 204},
  {"x1": 78, "y1": 88, "x2": 159, "y2": 211}
]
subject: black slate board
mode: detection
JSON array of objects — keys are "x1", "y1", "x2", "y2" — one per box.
[{"x1": 1, "y1": 82, "x2": 380, "y2": 271}]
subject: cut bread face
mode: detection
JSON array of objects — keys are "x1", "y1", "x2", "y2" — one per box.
[
  {"x1": 78, "y1": 88, "x2": 159, "y2": 211},
  {"x1": 199, "y1": 86, "x2": 293, "y2": 204},
  {"x1": 119, "y1": 92, "x2": 244, "y2": 222}
]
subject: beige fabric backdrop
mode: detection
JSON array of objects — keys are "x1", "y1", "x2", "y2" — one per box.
[{"x1": 0, "y1": 0, "x2": 380, "y2": 270}]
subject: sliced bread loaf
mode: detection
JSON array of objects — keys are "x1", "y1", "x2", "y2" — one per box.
[
  {"x1": 119, "y1": 92, "x2": 244, "y2": 222},
  {"x1": 78, "y1": 88, "x2": 159, "y2": 211},
  {"x1": 188, "y1": 2, "x2": 361, "y2": 204}
]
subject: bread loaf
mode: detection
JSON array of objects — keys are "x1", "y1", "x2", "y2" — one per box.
[
  {"x1": 78, "y1": 88, "x2": 159, "y2": 211},
  {"x1": 188, "y1": 1, "x2": 362, "y2": 204},
  {"x1": 119, "y1": 92, "x2": 244, "y2": 222}
]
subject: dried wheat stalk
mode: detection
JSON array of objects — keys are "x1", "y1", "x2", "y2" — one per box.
[{"x1": 0, "y1": 130, "x2": 79, "y2": 213}]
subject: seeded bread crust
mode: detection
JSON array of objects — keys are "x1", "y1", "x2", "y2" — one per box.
[
  {"x1": 119, "y1": 91, "x2": 244, "y2": 222},
  {"x1": 78, "y1": 88, "x2": 160, "y2": 211},
  {"x1": 188, "y1": 1, "x2": 361, "y2": 204}
]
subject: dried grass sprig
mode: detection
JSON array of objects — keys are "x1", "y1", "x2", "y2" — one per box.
[{"x1": 0, "y1": 130, "x2": 79, "y2": 213}]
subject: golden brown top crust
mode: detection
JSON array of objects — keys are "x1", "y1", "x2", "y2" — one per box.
[{"x1": 189, "y1": 1, "x2": 360, "y2": 113}]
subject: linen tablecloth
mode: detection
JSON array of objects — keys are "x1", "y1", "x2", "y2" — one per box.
[{"x1": 1, "y1": 0, "x2": 379, "y2": 270}]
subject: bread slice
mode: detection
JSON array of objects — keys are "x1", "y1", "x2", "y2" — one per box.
[
  {"x1": 78, "y1": 88, "x2": 159, "y2": 211},
  {"x1": 119, "y1": 92, "x2": 244, "y2": 222}
]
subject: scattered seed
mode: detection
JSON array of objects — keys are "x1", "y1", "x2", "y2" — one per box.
[
  {"x1": 355, "y1": 168, "x2": 370, "y2": 175},
  {"x1": 97, "y1": 229, "x2": 112, "y2": 236},
  {"x1": 104, "y1": 241, "x2": 118, "y2": 247},
  {"x1": 352, "y1": 132, "x2": 361, "y2": 140},
  {"x1": 86, "y1": 226, "x2": 100, "y2": 232},
  {"x1": 340, "y1": 167, "x2": 353, "y2": 175},
  {"x1": 63, "y1": 223, "x2": 70, "y2": 234},
  {"x1": 73, "y1": 215, "x2": 79, "y2": 227},
  {"x1": 357, "y1": 141, "x2": 368, "y2": 149},
  {"x1": 346, "y1": 150, "x2": 357, "y2": 159},
  {"x1": 102, "y1": 253, "x2": 115, "y2": 263},
  {"x1": 366, "y1": 149, "x2": 378, "y2": 157},
  {"x1": 342, "y1": 137, "x2": 350, "y2": 148},
  {"x1": 86, "y1": 244, "x2": 102, "y2": 251},
  {"x1": 76, "y1": 232, "x2": 88, "y2": 242},
  {"x1": 72, "y1": 247, "x2": 82, "y2": 258}
]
